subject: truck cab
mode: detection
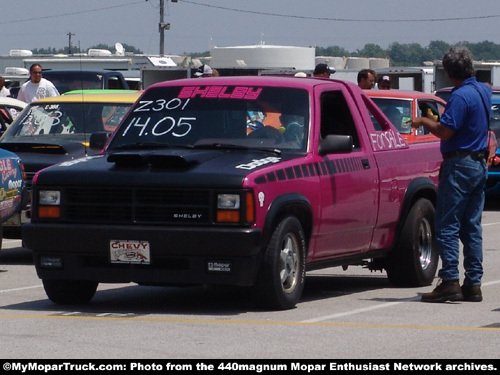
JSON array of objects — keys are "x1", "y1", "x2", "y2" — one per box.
[{"x1": 42, "y1": 70, "x2": 129, "y2": 94}]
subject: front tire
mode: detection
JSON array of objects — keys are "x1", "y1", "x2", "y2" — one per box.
[
  {"x1": 385, "y1": 198, "x2": 438, "y2": 286},
  {"x1": 254, "y1": 216, "x2": 306, "y2": 310},
  {"x1": 43, "y1": 279, "x2": 98, "y2": 305}
]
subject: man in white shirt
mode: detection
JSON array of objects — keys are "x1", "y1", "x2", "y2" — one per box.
[
  {"x1": 17, "y1": 64, "x2": 59, "y2": 102},
  {"x1": 0, "y1": 76, "x2": 10, "y2": 97}
]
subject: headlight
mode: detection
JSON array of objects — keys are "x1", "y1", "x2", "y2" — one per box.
[
  {"x1": 217, "y1": 194, "x2": 240, "y2": 209},
  {"x1": 216, "y1": 192, "x2": 254, "y2": 224},
  {"x1": 38, "y1": 190, "x2": 61, "y2": 218},
  {"x1": 39, "y1": 190, "x2": 61, "y2": 205}
]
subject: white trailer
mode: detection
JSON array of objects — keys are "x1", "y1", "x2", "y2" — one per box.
[
  {"x1": 373, "y1": 67, "x2": 435, "y2": 93},
  {"x1": 435, "y1": 61, "x2": 500, "y2": 89}
]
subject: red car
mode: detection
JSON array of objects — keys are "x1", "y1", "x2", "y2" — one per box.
[{"x1": 366, "y1": 90, "x2": 446, "y2": 144}]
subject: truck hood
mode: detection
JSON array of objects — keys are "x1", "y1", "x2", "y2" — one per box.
[
  {"x1": 34, "y1": 147, "x2": 299, "y2": 188},
  {"x1": 0, "y1": 141, "x2": 98, "y2": 175}
]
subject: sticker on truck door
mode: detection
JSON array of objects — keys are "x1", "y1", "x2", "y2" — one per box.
[{"x1": 110, "y1": 240, "x2": 151, "y2": 264}]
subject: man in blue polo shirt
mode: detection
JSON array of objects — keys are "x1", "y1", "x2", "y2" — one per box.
[{"x1": 409, "y1": 46, "x2": 491, "y2": 303}]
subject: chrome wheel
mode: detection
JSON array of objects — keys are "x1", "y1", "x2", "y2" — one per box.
[
  {"x1": 280, "y1": 234, "x2": 300, "y2": 293},
  {"x1": 254, "y1": 216, "x2": 306, "y2": 310},
  {"x1": 418, "y1": 217, "x2": 433, "y2": 270}
]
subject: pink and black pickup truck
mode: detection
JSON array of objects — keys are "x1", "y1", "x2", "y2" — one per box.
[{"x1": 24, "y1": 76, "x2": 442, "y2": 310}]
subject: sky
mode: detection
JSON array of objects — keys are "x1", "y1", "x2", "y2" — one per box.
[{"x1": 2, "y1": 0, "x2": 500, "y2": 56}]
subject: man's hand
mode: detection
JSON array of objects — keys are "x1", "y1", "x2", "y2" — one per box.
[{"x1": 406, "y1": 117, "x2": 454, "y2": 140}]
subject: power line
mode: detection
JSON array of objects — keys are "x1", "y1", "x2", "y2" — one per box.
[
  {"x1": 182, "y1": 0, "x2": 500, "y2": 23},
  {"x1": 0, "y1": 1, "x2": 145, "y2": 25},
  {"x1": 2, "y1": 0, "x2": 498, "y2": 27}
]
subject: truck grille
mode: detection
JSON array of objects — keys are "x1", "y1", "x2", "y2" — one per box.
[{"x1": 64, "y1": 187, "x2": 211, "y2": 224}]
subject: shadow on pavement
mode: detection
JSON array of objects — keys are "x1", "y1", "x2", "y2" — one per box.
[{"x1": 0, "y1": 272, "x2": 399, "y2": 316}]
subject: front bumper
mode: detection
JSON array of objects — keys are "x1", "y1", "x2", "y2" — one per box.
[{"x1": 23, "y1": 223, "x2": 263, "y2": 286}]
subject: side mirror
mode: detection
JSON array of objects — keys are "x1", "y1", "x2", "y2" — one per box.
[
  {"x1": 318, "y1": 135, "x2": 353, "y2": 156},
  {"x1": 89, "y1": 132, "x2": 110, "y2": 150}
]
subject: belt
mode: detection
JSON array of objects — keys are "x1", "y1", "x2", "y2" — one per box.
[{"x1": 442, "y1": 150, "x2": 486, "y2": 161}]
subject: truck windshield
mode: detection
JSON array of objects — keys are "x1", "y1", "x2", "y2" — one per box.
[{"x1": 109, "y1": 86, "x2": 310, "y2": 151}]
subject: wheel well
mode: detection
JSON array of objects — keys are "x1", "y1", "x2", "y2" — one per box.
[
  {"x1": 395, "y1": 177, "x2": 437, "y2": 245},
  {"x1": 262, "y1": 194, "x2": 313, "y2": 255}
]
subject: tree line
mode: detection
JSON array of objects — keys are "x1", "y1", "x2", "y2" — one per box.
[
  {"x1": 31, "y1": 43, "x2": 143, "y2": 55},
  {"x1": 31, "y1": 40, "x2": 500, "y2": 66},
  {"x1": 316, "y1": 40, "x2": 500, "y2": 66}
]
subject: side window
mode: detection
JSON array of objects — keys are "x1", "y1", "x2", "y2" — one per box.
[
  {"x1": 320, "y1": 91, "x2": 360, "y2": 148},
  {"x1": 417, "y1": 100, "x2": 444, "y2": 135},
  {"x1": 370, "y1": 113, "x2": 383, "y2": 131},
  {"x1": 362, "y1": 95, "x2": 390, "y2": 132},
  {"x1": 108, "y1": 76, "x2": 125, "y2": 89},
  {"x1": 369, "y1": 97, "x2": 412, "y2": 134}
]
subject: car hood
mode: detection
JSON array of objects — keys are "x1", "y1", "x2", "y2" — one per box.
[
  {"x1": 34, "y1": 147, "x2": 299, "y2": 188},
  {"x1": 0, "y1": 141, "x2": 99, "y2": 174}
]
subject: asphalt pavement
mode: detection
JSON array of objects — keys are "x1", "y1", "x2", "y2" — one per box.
[{"x1": 1, "y1": 201, "x2": 500, "y2": 359}]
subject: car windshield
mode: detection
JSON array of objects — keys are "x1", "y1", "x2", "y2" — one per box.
[
  {"x1": 371, "y1": 98, "x2": 412, "y2": 134},
  {"x1": 109, "y1": 85, "x2": 310, "y2": 151},
  {"x1": 1, "y1": 102, "x2": 132, "y2": 142}
]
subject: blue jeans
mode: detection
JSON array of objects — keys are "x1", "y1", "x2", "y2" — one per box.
[{"x1": 436, "y1": 155, "x2": 487, "y2": 286}]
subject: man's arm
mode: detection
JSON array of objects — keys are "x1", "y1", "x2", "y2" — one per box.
[
  {"x1": 47, "y1": 82, "x2": 60, "y2": 97},
  {"x1": 409, "y1": 117, "x2": 455, "y2": 140}
]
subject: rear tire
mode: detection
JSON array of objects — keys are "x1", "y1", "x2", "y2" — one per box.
[
  {"x1": 43, "y1": 279, "x2": 98, "y2": 305},
  {"x1": 386, "y1": 198, "x2": 438, "y2": 286},
  {"x1": 254, "y1": 216, "x2": 306, "y2": 310}
]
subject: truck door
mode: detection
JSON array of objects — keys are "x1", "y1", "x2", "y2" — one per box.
[{"x1": 313, "y1": 90, "x2": 379, "y2": 259}]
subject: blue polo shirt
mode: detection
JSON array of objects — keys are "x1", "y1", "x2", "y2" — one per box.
[{"x1": 440, "y1": 77, "x2": 491, "y2": 155}]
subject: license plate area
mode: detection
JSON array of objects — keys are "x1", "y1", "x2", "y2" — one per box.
[{"x1": 110, "y1": 240, "x2": 151, "y2": 264}]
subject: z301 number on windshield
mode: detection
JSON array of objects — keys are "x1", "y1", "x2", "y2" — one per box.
[
  {"x1": 133, "y1": 98, "x2": 190, "y2": 113},
  {"x1": 123, "y1": 98, "x2": 194, "y2": 138}
]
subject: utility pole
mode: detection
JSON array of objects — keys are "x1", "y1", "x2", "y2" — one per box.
[
  {"x1": 158, "y1": 0, "x2": 176, "y2": 56},
  {"x1": 159, "y1": 0, "x2": 165, "y2": 56},
  {"x1": 67, "y1": 32, "x2": 75, "y2": 54}
]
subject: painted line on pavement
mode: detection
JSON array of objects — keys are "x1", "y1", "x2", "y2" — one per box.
[
  {"x1": 0, "y1": 285, "x2": 43, "y2": 293},
  {"x1": 301, "y1": 279, "x2": 500, "y2": 323},
  {"x1": 0, "y1": 312, "x2": 498, "y2": 333},
  {"x1": 483, "y1": 221, "x2": 500, "y2": 227}
]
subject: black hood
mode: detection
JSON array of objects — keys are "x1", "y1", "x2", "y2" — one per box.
[
  {"x1": 0, "y1": 141, "x2": 97, "y2": 175},
  {"x1": 34, "y1": 147, "x2": 296, "y2": 188}
]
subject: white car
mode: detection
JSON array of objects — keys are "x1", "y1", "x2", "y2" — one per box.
[{"x1": 0, "y1": 96, "x2": 27, "y2": 133}]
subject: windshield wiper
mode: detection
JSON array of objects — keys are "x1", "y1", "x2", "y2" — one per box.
[
  {"x1": 193, "y1": 142, "x2": 248, "y2": 150},
  {"x1": 111, "y1": 142, "x2": 176, "y2": 151},
  {"x1": 194, "y1": 143, "x2": 281, "y2": 154}
]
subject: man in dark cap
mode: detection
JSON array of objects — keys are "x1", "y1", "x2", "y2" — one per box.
[
  {"x1": 377, "y1": 75, "x2": 391, "y2": 90},
  {"x1": 313, "y1": 63, "x2": 335, "y2": 78}
]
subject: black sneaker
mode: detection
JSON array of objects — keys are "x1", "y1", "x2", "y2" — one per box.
[
  {"x1": 461, "y1": 285, "x2": 482, "y2": 302},
  {"x1": 421, "y1": 279, "x2": 463, "y2": 303}
]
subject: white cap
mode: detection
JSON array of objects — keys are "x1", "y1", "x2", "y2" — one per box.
[{"x1": 195, "y1": 64, "x2": 213, "y2": 77}]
